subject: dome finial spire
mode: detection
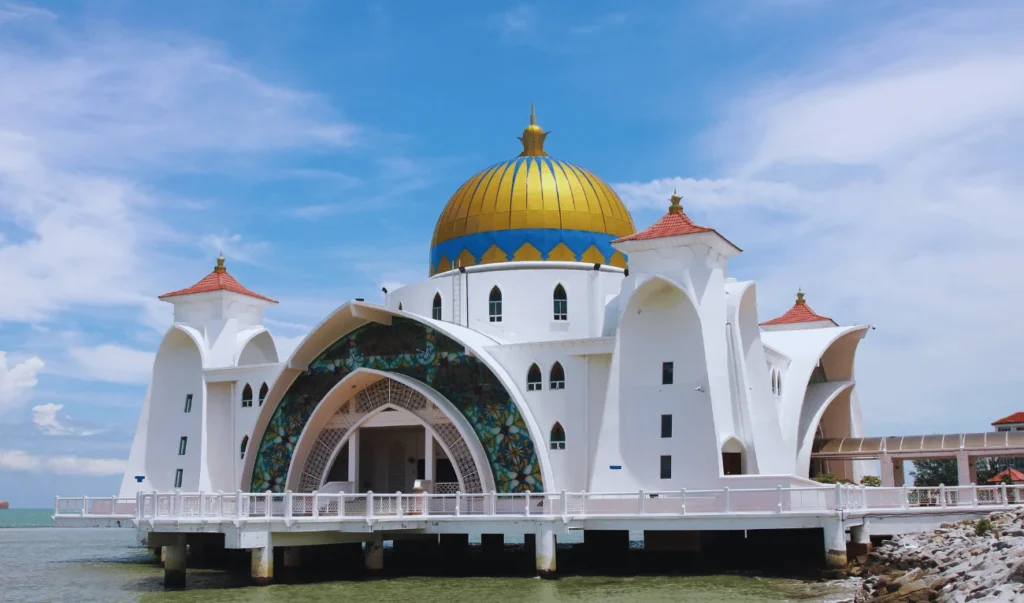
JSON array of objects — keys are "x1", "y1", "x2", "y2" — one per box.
[
  {"x1": 518, "y1": 103, "x2": 549, "y2": 157},
  {"x1": 215, "y1": 253, "x2": 227, "y2": 273},
  {"x1": 796, "y1": 288, "x2": 805, "y2": 305},
  {"x1": 668, "y1": 190, "x2": 683, "y2": 214}
]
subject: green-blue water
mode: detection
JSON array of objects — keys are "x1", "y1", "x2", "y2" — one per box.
[{"x1": 0, "y1": 510, "x2": 859, "y2": 602}]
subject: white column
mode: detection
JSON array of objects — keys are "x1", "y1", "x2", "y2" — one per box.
[
  {"x1": 880, "y1": 453, "x2": 895, "y2": 487},
  {"x1": 956, "y1": 451, "x2": 972, "y2": 486},
  {"x1": 535, "y1": 524, "x2": 557, "y2": 578},
  {"x1": 823, "y1": 518, "x2": 847, "y2": 569},
  {"x1": 251, "y1": 533, "x2": 274, "y2": 585},
  {"x1": 348, "y1": 430, "x2": 360, "y2": 490},
  {"x1": 424, "y1": 432, "x2": 435, "y2": 482}
]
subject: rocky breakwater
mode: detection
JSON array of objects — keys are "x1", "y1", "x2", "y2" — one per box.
[{"x1": 856, "y1": 507, "x2": 1024, "y2": 602}]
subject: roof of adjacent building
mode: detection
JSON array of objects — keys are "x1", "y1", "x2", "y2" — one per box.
[
  {"x1": 761, "y1": 290, "x2": 837, "y2": 326},
  {"x1": 993, "y1": 412, "x2": 1024, "y2": 425},
  {"x1": 987, "y1": 468, "x2": 1024, "y2": 483},
  {"x1": 612, "y1": 192, "x2": 739, "y2": 250},
  {"x1": 159, "y1": 256, "x2": 277, "y2": 303}
]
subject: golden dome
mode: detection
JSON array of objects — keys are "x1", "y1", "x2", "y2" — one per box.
[{"x1": 429, "y1": 106, "x2": 635, "y2": 275}]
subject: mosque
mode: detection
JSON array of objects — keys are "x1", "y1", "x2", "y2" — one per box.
[{"x1": 118, "y1": 107, "x2": 872, "y2": 503}]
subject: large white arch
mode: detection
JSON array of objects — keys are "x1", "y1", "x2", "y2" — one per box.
[
  {"x1": 282, "y1": 368, "x2": 495, "y2": 493},
  {"x1": 795, "y1": 381, "x2": 856, "y2": 478},
  {"x1": 242, "y1": 301, "x2": 553, "y2": 492}
]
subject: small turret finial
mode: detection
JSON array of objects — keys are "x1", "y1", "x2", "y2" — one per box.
[
  {"x1": 215, "y1": 254, "x2": 226, "y2": 273},
  {"x1": 518, "y1": 104, "x2": 549, "y2": 157},
  {"x1": 668, "y1": 190, "x2": 684, "y2": 214},
  {"x1": 796, "y1": 288, "x2": 805, "y2": 305}
]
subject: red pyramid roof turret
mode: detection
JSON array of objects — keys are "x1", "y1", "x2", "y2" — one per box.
[
  {"x1": 612, "y1": 191, "x2": 741, "y2": 250},
  {"x1": 761, "y1": 290, "x2": 836, "y2": 326},
  {"x1": 159, "y1": 256, "x2": 277, "y2": 303}
]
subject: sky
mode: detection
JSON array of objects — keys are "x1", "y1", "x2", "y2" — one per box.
[{"x1": 0, "y1": 0, "x2": 1022, "y2": 507}]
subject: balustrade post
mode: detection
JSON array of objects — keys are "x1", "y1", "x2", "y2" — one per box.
[
  {"x1": 455, "y1": 492, "x2": 461, "y2": 517},
  {"x1": 82, "y1": 495, "x2": 88, "y2": 516},
  {"x1": 834, "y1": 483, "x2": 842, "y2": 511},
  {"x1": 135, "y1": 492, "x2": 141, "y2": 519},
  {"x1": 1001, "y1": 484, "x2": 1009, "y2": 506},
  {"x1": 423, "y1": 491, "x2": 430, "y2": 517},
  {"x1": 235, "y1": 491, "x2": 243, "y2": 520},
  {"x1": 724, "y1": 487, "x2": 731, "y2": 513},
  {"x1": 313, "y1": 491, "x2": 319, "y2": 519},
  {"x1": 971, "y1": 484, "x2": 977, "y2": 507},
  {"x1": 939, "y1": 484, "x2": 947, "y2": 508},
  {"x1": 776, "y1": 485, "x2": 783, "y2": 513},
  {"x1": 490, "y1": 491, "x2": 496, "y2": 516},
  {"x1": 902, "y1": 485, "x2": 909, "y2": 509},
  {"x1": 54, "y1": 496, "x2": 61, "y2": 517},
  {"x1": 581, "y1": 490, "x2": 587, "y2": 516},
  {"x1": 152, "y1": 490, "x2": 158, "y2": 518},
  {"x1": 524, "y1": 493, "x2": 530, "y2": 517},
  {"x1": 397, "y1": 492, "x2": 404, "y2": 518},
  {"x1": 339, "y1": 493, "x2": 345, "y2": 518},
  {"x1": 367, "y1": 491, "x2": 374, "y2": 519},
  {"x1": 110, "y1": 495, "x2": 117, "y2": 516},
  {"x1": 560, "y1": 490, "x2": 567, "y2": 520},
  {"x1": 638, "y1": 489, "x2": 645, "y2": 515},
  {"x1": 285, "y1": 490, "x2": 293, "y2": 520},
  {"x1": 680, "y1": 488, "x2": 687, "y2": 515},
  {"x1": 265, "y1": 490, "x2": 272, "y2": 518}
]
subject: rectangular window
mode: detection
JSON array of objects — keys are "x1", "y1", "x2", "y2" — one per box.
[
  {"x1": 662, "y1": 362, "x2": 674, "y2": 385},
  {"x1": 184, "y1": 394, "x2": 193, "y2": 413},
  {"x1": 178, "y1": 437, "x2": 187, "y2": 456},
  {"x1": 553, "y1": 299, "x2": 567, "y2": 321},
  {"x1": 661, "y1": 414, "x2": 672, "y2": 438},
  {"x1": 998, "y1": 426, "x2": 1010, "y2": 432},
  {"x1": 660, "y1": 455, "x2": 672, "y2": 479},
  {"x1": 174, "y1": 469, "x2": 183, "y2": 489},
  {"x1": 722, "y1": 452, "x2": 743, "y2": 476},
  {"x1": 489, "y1": 300, "x2": 502, "y2": 322},
  {"x1": 432, "y1": 306, "x2": 442, "y2": 320}
]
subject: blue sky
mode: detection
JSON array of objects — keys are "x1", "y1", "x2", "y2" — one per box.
[{"x1": 1, "y1": 0, "x2": 1022, "y2": 507}]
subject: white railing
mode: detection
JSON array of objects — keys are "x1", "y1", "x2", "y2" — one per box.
[{"x1": 54, "y1": 484, "x2": 1024, "y2": 523}]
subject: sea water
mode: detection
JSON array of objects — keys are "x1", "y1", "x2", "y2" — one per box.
[{"x1": 0, "y1": 510, "x2": 859, "y2": 603}]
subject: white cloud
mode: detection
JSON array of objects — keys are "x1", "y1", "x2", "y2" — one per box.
[
  {"x1": 0, "y1": 10, "x2": 356, "y2": 326},
  {"x1": 199, "y1": 233, "x2": 270, "y2": 265},
  {"x1": 0, "y1": 351, "x2": 44, "y2": 415},
  {"x1": 0, "y1": 449, "x2": 124, "y2": 475},
  {"x1": 67, "y1": 344, "x2": 154, "y2": 385},
  {"x1": 491, "y1": 5, "x2": 535, "y2": 40},
  {"x1": 616, "y1": 5, "x2": 1024, "y2": 433},
  {"x1": 31, "y1": 402, "x2": 100, "y2": 436}
]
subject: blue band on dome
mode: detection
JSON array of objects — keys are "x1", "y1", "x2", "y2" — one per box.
[{"x1": 429, "y1": 228, "x2": 623, "y2": 272}]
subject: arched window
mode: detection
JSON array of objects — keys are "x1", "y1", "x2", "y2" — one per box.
[
  {"x1": 258, "y1": 383, "x2": 268, "y2": 406},
  {"x1": 553, "y1": 284, "x2": 567, "y2": 321},
  {"x1": 771, "y1": 370, "x2": 777, "y2": 395},
  {"x1": 398, "y1": 302, "x2": 403, "y2": 311},
  {"x1": 489, "y1": 286, "x2": 502, "y2": 322},
  {"x1": 777, "y1": 371, "x2": 783, "y2": 392},
  {"x1": 240, "y1": 435, "x2": 248, "y2": 460},
  {"x1": 549, "y1": 362, "x2": 565, "y2": 390},
  {"x1": 241, "y1": 384, "x2": 253, "y2": 408},
  {"x1": 550, "y1": 422, "x2": 566, "y2": 450},
  {"x1": 527, "y1": 364, "x2": 542, "y2": 391},
  {"x1": 432, "y1": 293, "x2": 442, "y2": 320}
]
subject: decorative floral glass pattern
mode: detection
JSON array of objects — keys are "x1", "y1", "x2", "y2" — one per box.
[{"x1": 250, "y1": 318, "x2": 543, "y2": 493}]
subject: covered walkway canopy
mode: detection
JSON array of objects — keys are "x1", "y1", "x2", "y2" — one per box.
[{"x1": 812, "y1": 431, "x2": 1024, "y2": 487}]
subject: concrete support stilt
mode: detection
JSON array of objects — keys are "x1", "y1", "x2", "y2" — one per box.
[
  {"x1": 956, "y1": 451, "x2": 972, "y2": 487},
  {"x1": 163, "y1": 534, "x2": 186, "y2": 588},
  {"x1": 535, "y1": 525, "x2": 557, "y2": 578},
  {"x1": 823, "y1": 519, "x2": 847, "y2": 569},
  {"x1": 250, "y1": 536, "x2": 274, "y2": 586},
  {"x1": 151, "y1": 546, "x2": 162, "y2": 564},
  {"x1": 159, "y1": 546, "x2": 167, "y2": 566},
  {"x1": 893, "y1": 459, "x2": 905, "y2": 487},
  {"x1": 880, "y1": 453, "x2": 895, "y2": 487},
  {"x1": 283, "y1": 546, "x2": 302, "y2": 569},
  {"x1": 848, "y1": 519, "x2": 871, "y2": 559},
  {"x1": 364, "y1": 534, "x2": 384, "y2": 573}
]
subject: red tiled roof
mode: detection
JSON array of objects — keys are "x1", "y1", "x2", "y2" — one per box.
[
  {"x1": 159, "y1": 257, "x2": 277, "y2": 303},
  {"x1": 612, "y1": 193, "x2": 740, "y2": 250},
  {"x1": 993, "y1": 412, "x2": 1024, "y2": 425},
  {"x1": 760, "y1": 291, "x2": 836, "y2": 326},
  {"x1": 987, "y1": 468, "x2": 1024, "y2": 484}
]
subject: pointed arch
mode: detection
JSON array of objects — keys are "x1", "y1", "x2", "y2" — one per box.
[
  {"x1": 550, "y1": 422, "x2": 566, "y2": 450},
  {"x1": 488, "y1": 286, "x2": 502, "y2": 322},
  {"x1": 241, "y1": 383, "x2": 253, "y2": 408},
  {"x1": 240, "y1": 435, "x2": 249, "y2": 459},
  {"x1": 432, "y1": 292, "x2": 442, "y2": 320},
  {"x1": 549, "y1": 361, "x2": 565, "y2": 390},
  {"x1": 258, "y1": 382, "x2": 269, "y2": 406},
  {"x1": 771, "y1": 370, "x2": 778, "y2": 395},
  {"x1": 398, "y1": 302, "x2": 403, "y2": 311},
  {"x1": 527, "y1": 363, "x2": 542, "y2": 391},
  {"x1": 553, "y1": 283, "x2": 567, "y2": 321}
]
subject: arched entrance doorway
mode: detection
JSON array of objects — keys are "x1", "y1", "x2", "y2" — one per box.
[{"x1": 292, "y1": 376, "x2": 483, "y2": 494}]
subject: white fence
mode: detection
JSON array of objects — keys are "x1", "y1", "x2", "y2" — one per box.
[{"x1": 54, "y1": 483, "x2": 1024, "y2": 523}]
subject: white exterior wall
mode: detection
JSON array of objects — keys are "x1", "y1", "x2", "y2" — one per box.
[{"x1": 387, "y1": 263, "x2": 624, "y2": 343}]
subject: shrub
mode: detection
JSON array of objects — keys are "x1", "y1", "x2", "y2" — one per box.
[
  {"x1": 975, "y1": 518, "x2": 993, "y2": 537},
  {"x1": 814, "y1": 473, "x2": 840, "y2": 484},
  {"x1": 860, "y1": 475, "x2": 882, "y2": 487}
]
